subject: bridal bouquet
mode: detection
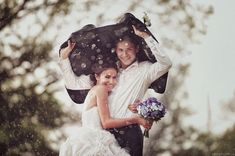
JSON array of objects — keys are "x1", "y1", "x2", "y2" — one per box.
[{"x1": 137, "y1": 97, "x2": 166, "y2": 138}]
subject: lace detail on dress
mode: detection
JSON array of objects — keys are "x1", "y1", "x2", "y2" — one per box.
[
  {"x1": 59, "y1": 106, "x2": 130, "y2": 156},
  {"x1": 89, "y1": 129, "x2": 129, "y2": 156}
]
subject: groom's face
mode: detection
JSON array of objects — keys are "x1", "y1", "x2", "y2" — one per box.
[{"x1": 115, "y1": 40, "x2": 138, "y2": 69}]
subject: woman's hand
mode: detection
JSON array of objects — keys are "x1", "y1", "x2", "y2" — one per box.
[
  {"x1": 132, "y1": 114, "x2": 153, "y2": 129},
  {"x1": 132, "y1": 25, "x2": 150, "y2": 39},
  {"x1": 59, "y1": 40, "x2": 76, "y2": 59},
  {"x1": 137, "y1": 117, "x2": 153, "y2": 130},
  {"x1": 128, "y1": 99, "x2": 140, "y2": 113}
]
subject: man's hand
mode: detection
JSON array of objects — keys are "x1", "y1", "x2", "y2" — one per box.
[
  {"x1": 145, "y1": 120, "x2": 153, "y2": 130},
  {"x1": 132, "y1": 25, "x2": 150, "y2": 39},
  {"x1": 138, "y1": 118, "x2": 153, "y2": 130},
  {"x1": 128, "y1": 99, "x2": 140, "y2": 113},
  {"x1": 59, "y1": 40, "x2": 76, "y2": 59}
]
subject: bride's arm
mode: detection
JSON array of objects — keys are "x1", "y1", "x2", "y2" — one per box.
[{"x1": 94, "y1": 85, "x2": 150, "y2": 129}]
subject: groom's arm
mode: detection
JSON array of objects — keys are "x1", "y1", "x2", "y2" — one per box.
[
  {"x1": 133, "y1": 26, "x2": 171, "y2": 93},
  {"x1": 144, "y1": 36, "x2": 172, "y2": 83}
]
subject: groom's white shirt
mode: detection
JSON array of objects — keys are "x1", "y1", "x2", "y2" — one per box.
[{"x1": 59, "y1": 36, "x2": 172, "y2": 118}]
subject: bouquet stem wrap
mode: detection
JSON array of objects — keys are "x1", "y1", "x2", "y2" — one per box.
[
  {"x1": 143, "y1": 127, "x2": 150, "y2": 138},
  {"x1": 137, "y1": 97, "x2": 166, "y2": 138}
]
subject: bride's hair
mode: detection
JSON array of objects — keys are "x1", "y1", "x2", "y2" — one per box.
[{"x1": 90, "y1": 62, "x2": 118, "y2": 85}]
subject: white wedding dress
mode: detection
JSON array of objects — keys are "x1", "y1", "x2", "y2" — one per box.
[{"x1": 59, "y1": 105, "x2": 130, "y2": 156}]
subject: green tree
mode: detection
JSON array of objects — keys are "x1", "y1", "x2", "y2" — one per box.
[
  {"x1": 1, "y1": 0, "x2": 214, "y2": 155},
  {"x1": 0, "y1": 0, "x2": 74, "y2": 155},
  {"x1": 223, "y1": 92, "x2": 235, "y2": 114},
  {"x1": 211, "y1": 93, "x2": 235, "y2": 154},
  {"x1": 212, "y1": 125, "x2": 235, "y2": 154},
  {"x1": 172, "y1": 124, "x2": 235, "y2": 156},
  {"x1": 171, "y1": 92, "x2": 235, "y2": 156}
]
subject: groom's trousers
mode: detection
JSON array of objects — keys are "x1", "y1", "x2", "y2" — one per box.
[{"x1": 106, "y1": 124, "x2": 143, "y2": 156}]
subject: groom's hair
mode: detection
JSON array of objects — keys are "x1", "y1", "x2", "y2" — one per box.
[{"x1": 115, "y1": 35, "x2": 139, "y2": 49}]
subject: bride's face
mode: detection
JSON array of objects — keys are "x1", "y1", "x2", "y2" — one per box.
[{"x1": 95, "y1": 68, "x2": 117, "y2": 91}]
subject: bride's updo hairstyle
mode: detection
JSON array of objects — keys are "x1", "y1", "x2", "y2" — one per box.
[{"x1": 90, "y1": 62, "x2": 118, "y2": 85}]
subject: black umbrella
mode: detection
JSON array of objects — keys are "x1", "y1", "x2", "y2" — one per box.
[{"x1": 60, "y1": 13, "x2": 168, "y2": 104}]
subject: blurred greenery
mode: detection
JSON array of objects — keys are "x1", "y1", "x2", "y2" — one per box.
[
  {"x1": 213, "y1": 125, "x2": 235, "y2": 154},
  {"x1": 2, "y1": 0, "x2": 234, "y2": 156},
  {"x1": 0, "y1": 0, "x2": 74, "y2": 155}
]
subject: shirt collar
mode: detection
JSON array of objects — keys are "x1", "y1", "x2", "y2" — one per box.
[{"x1": 118, "y1": 61, "x2": 139, "y2": 72}]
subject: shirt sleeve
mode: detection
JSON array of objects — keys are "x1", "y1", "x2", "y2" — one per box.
[
  {"x1": 144, "y1": 36, "x2": 172, "y2": 83},
  {"x1": 58, "y1": 58, "x2": 93, "y2": 90}
]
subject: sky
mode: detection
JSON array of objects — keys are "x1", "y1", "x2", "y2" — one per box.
[
  {"x1": 55, "y1": 0, "x2": 235, "y2": 135},
  {"x1": 182, "y1": 0, "x2": 235, "y2": 134}
]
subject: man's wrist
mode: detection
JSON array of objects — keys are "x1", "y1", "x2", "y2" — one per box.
[
  {"x1": 60, "y1": 49, "x2": 70, "y2": 59},
  {"x1": 139, "y1": 32, "x2": 150, "y2": 39}
]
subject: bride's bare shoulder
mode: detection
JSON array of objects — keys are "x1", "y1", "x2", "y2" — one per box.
[
  {"x1": 91, "y1": 85, "x2": 108, "y2": 95},
  {"x1": 84, "y1": 85, "x2": 107, "y2": 109}
]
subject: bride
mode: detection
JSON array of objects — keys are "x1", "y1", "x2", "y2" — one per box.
[{"x1": 59, "y1": 58, "x2": 151, "y2": 156}]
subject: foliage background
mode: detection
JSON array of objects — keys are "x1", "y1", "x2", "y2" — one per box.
[{"x1": 0, "y1": 0, "x2": 234, "y2": 155}]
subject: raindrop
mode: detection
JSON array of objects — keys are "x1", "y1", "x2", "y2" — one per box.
[
  {"x1": 124, "y1": 43, "x2": 129, "y2": 46},
  {"x1": 98, "y1": 60, "x2": 103, "y2": 64},
  {"x1": 97, "y1": 54, "x2": 103, "y2": 59},
  {"x1": 91, "y1": 44, "x2": 96, "y2": 50},
  {"x1": 76, "y1": 55, "x2": 81, "y2": 59},
  {"x1": 86, "y1": 32, "x2": 95, "y2": 39},
  {"x1": 106, "y1": 43, "x2": 111, "y2": 48},
  {"x1": 128, "y1": 125, "x2": 133, "y2": 128},
  {"x1": 81, "y1": 42, "x2": 87, "y2": 48},
  {"x1": 119, "y1": 130, "x2": 125, "y2": 135},
  {"x1": 111, "y1": 48, "x2": 115, "y2": 53},
  {"x1": 91, "y1": 55, "x2": 96, "y2": 60},
  {"x1": 96, "y1": 49, "x2": 101, "y2": 53},
  {"x1": 81, "y1": 63, "x2": 87, "y2": 68}
]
